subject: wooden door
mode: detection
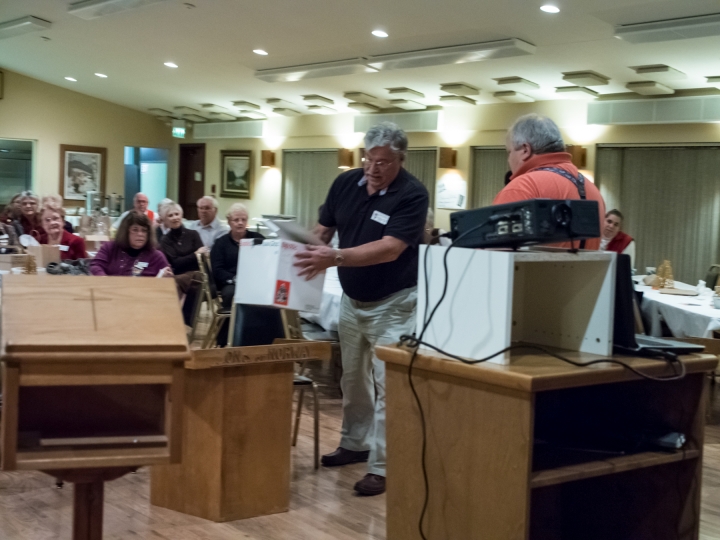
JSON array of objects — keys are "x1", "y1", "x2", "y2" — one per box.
[{"x1": 178, "y1": 144, "x2": 205, "y2": 221}]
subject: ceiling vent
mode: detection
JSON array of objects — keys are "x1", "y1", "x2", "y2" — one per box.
[
  {"x1": 562, "y1": 71, "x2": 610, "y2": 87},
  {"x1": 494, "y1": 77, "x2": 540, "y2": 91},
  {"x1": 494, "y1": 91, "x2": 535, "y2": 103},
  {"x1": 68, "y1": 0, "x2": 172, "y2": 20},
  {"x1": 632, "y1": 64, "x2": 686, "y2": 81},
  {"x1": 348, "y1": 102, "x2": 381, "y2": 113},
  {"x1": 439, "y1": 95, "x2": 477, "y2": 107},
  {"x1": 440, "y1": 83, "x2": 480, "y2": 96},
  {"x1": 614, "y1": 12, "x2": 720, "y2": 43},
  {"x1": 194, "y1": 120, "x2": 264, "y2": 139},
  {"x1": 588, "y1": 95, "x2": 720, "y2": 125},
  {"x1": 626, "y1": 81, "x2": 675, "y2": 95},
  {"x1": 354, "y1": 111, "x2": 439, "y2": 133},
  {"x1": 0, "y1": 16, "x2": 51, "y2": 39}
]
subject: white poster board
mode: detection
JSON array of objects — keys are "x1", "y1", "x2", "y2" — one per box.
[{"x1": 436, "y1": 176, "x2": 467, "y2": 210}]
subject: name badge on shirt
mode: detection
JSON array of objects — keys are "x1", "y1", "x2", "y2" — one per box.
[
  {"x1": 58, "y1": 245, "x2": 69, "y2": 252},
  {"x1": 371, "y1": 210, "x2": 389, "y2": 225},
  {"x1": 135, "y1": 261, "x2": 149, "y2": 269}
]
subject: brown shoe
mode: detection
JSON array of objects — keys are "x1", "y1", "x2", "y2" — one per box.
[
  {"x1": 321, "y1": 447, "x2": 370, "y2": 467},
  {"x1": 353, "y1": 473, "x2": 386, "y2": 496}
]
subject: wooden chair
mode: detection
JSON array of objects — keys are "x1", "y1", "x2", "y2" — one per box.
[
  {"x1": 282, "y1": 309, "x2": 320, "y2": 469},
  {"x1": 195, "y1": 252, "x2": 231, "y2": 349}
]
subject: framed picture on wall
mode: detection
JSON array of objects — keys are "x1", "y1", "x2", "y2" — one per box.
[
  {"x1": 220, "y1": 150, "x2": 252, "y2": 199},
  {"x1": 59, "y1": 145, "x2": 107, "y2": 201}
]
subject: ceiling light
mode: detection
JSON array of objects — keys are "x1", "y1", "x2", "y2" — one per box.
[
  {"x1": 303, "y1": 95, "x2": 334, "y2": 106},
  {"x1": 615, "y1": 12, "x2": 720, "y2": 43},
  {"x1": 540, "y1": 5, "x2": 560, "y2": 13},
  {"x1": 253, "y1": 49, "x2": 268, "y2": 55},
  {"x1": 148, "y1": 108, "x2": 173, "y2": 115},
  {"x1": 94, "y1": 73, "x2": 108, "y2": 78},
  {"x1": 387, "y1": 87, "x2": 425, "y2": 99},
  {"x1": 495, "y1": 76, "x2": 540, "y2": 91},
  {"x1": 237, "y1": 111, "x2": 267, "y2": 120},
  {"x1": 366, "y1": 38, "x2": 535, "y2": 71},
  {"x1": 164, "y1": 62, "x2": 178, "y2": 68},
  {"x1": 273, "y1": 108, "x2": 302, "y2": 117},
  {"x1": 562, "y1": 71, "x2": 610, "y2": 87},
  {"x1": 626, "y1": 81, "x2": 675, "y2": 95},
  {"x1": 389, "y1": 99, "x2": 426, "y2": 111},
  {"x1": 632, "y1": 64, "x2": 686, "y2": 81},
  {"x1": 494, "y1": 91, "x2": 535, "y2": 103},
  {"x1": 555, "y1": 86, "x2": 598, "y2": 100},
  {"x1": 0, "y1": 16, "x2": 52, "y2": 40},
  {"x1": 348, "y1": 102, "x2": 381, "y2": 113},
  {"x1": 209, "y1": 112, "x2": 237, "y2": 121},
  {"x1": 307, "y1": 105, "x2": 336, "y2": 115},
  {"x1": 201, "y1": 103, "x2": 227, "y2": 112},
  {"x1": 372, "y1": 30, "x2": 388, "y2": 38},
  {"x1": 344, "y1": 92, "x2": 378, "y2": 103},
  {"x1": 440, "y1": 83, "x2": 480, "y2": 96},
  {"x1": 174, "y1": 106, "x2": 200, "y2": 114},
  {"x1": 267, "y1": 98, "x2": 295, "y2": 108},
  {"x1": 256, "y1": 58, "x2": 374, "y2": 83},
  {"x1": 183, "y1": 114, "x2": 208, "y2": 123},
  {"x1": 439, "y1": 95, "x2": 477, "y2": 107},
  {"x1": 68, "y1": 0, "x2": 172, "y2": 20},
  {"x1": 233, "y1": 101, "x2": 261, "y2": 111},
  {"x1": 65, "y1": 77, "x2": 77, "y2": 82},
  {"x1": 707, "y1": 76, "x2": 720, "y2": 89}
]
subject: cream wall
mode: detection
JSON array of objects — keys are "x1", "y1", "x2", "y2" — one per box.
[
  {"x1": 0, "y1": 69, "x2": 175, "y2": 205},
  {"x1": 183, "y1": 99, "x2": 720, "y2": 230}
]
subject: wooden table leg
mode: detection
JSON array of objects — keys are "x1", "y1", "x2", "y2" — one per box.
[{"x1": 73, "y1": 479, "x2": 104, "y2": 540}]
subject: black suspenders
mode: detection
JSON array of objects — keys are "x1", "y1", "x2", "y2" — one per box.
[{"x1": 533, "y1": 167, "x2": 588, "y2": 248}]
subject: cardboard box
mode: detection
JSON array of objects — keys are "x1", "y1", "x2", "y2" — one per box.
[
  {"x1": 26, "y1": 245, "x2": 61, "y2": 268},
  {"x1": 235, "y1": 239, "x2": 326, "y2": 312}
]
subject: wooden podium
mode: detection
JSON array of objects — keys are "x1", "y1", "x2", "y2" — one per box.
[
  {"x1": 151, "y1": 340, "x2": 332, "y2": 522},
  {"x1": 1, "y1": 275, "x2": 189, "y2": 540},
  {"x1": 376, "y1": 345, "x2": 718, "y2": 540}
]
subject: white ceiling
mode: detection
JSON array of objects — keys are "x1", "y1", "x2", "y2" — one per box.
[{"x1": 2, "y1": 0, "x2": 720, "y2": 119}]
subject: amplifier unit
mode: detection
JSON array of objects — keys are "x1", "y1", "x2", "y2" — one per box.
[{"x1": 450, "y1": 199, "x2": 600, "y2": 249}]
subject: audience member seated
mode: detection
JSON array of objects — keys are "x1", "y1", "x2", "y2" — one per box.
[
  {"x1": 91, "y1": 212, "x2": 172, "y2": 277},
  {"x1": 210, "y1": 203, "x2": 264, "y2": 346},
  {"x1": 41, "y1": 203, "x2": 88, "y2": 260},
  {"x1": 600, "y1": 209, "x2": 635, "y2": 268},
  {"x1": 41, "y1": 194, "x2": 74, "y2": 233},
  {"x1": 113, "y1": 192, "x2": 155, "y2": 229},
  {"x1": 188, "y1": 195, "x2": 229, "y2": 248},
  {"x1": 17, "y1": 191, "x2": 46, "y2": 242},
  {"x1": 159, "y1": 203, "x2": 207, "y2": 324},
  {"x1": 155, "y1": 197, "x2": 174, "y2": 243},
  {"x1": 1, "y1": 194, "x2": 23, "y2": 238}
]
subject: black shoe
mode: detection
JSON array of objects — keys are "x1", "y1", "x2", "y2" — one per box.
[
  {"x1": 354, "y1": 473, "x2": 386, "y2": 496},
  {"x1": 321, "y1": 447, "x2": 369, "y2": 467}
]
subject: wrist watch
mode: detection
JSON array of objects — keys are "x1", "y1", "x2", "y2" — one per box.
[{"x1": 334, "y1": 249, "x2": 345, "y2": 267}]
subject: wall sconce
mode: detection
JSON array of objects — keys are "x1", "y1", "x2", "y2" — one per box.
[
  {"x1": 261, "y1": 150, "x2": 275, "y2": 168},
  {"x1": 439, "y1": 147, "x2": 457, "y2": 168},
  {"x1": 338, "y1": 148, "x2": 354, "y2": 169},
  {"x1": 565, "y1": 145, "x2": 587, "y2": 168}
]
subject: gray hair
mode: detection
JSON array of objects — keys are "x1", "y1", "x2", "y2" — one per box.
[
  {"x1": 160, "y1": 202, "x2": 182, "y2": 219},
  {"x1": 226, "y1": 202, "x2": 248, "y2": 220},
  {"x1": 197, "y1": 195, "x2": 219, "y2": 210},
  {"x1": 364, "y1": 122, "x2": 408, "y2": 156},
  {"x1": 507, "y1": 114, "x2": 565, "y2": 155},
  {"x1": 133, "y1": 192, "x2": 149, "y2": 202}
]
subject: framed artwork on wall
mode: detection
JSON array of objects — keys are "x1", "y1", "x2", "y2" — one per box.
[
  {"x1": 59, "y1": 144, "x2": 107, "y2": 201},
  {"x1": 220, "y1": 150, "x2": 252, "y2": 199}
]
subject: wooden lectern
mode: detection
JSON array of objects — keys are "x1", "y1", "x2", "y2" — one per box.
[
  {"x1": 1, "y1": 275, "x2": 189, "y2": 540},
  {"x1": 151, "y1": 340, "x2": 332, "y2": 522},
  {"x1": 377, "y1": 345, "x2": 718, "y2": 540}
]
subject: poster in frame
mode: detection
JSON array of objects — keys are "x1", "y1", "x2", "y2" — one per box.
[
  {"x1": 59, "y1": 144, "x2": 107, "y2": 201},
  {"x1": 220, "y1": 150, "x2": 252, "y2": 199}
]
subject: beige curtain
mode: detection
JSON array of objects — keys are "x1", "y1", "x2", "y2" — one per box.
[
  {"x1": 404, "y1": 148, "x2": 437, "y2": 208},
  {"x1": 282, "y1": 150, "x2": 339, "y2": 228},
  {"x1": 470, "y1": 147, "x2": 508, "y2": 209},
  {"x1": 595, "y1": 146, "x2": 720, "y2": 283}
]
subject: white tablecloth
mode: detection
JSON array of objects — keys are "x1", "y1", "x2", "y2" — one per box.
[
  {"x1": 638, "y1": 280, "x2": 720, "y2": 338},
  {"x1": 300, "y1": 266, "x2": 343, "y2": 332}
]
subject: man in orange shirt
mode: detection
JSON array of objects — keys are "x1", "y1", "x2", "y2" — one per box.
[{"x1": 493, "y1": 114, "x2": 605, "y2": 250}]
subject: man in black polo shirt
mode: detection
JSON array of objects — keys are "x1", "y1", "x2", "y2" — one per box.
[{"x1": 294, "y1": 122, "x2": 428, "y2": 496}]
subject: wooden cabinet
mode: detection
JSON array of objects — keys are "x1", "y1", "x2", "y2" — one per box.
[{"x1": 376, "y1": 345, "x2": 717, "y2": 540}]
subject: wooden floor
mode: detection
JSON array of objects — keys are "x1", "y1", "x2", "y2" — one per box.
[{"x1": 5, "y1": 369, "x2": 720, "y2": 539}]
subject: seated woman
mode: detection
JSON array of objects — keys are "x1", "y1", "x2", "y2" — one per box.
[
  {"x1": 159, "y1": 203, "x2": 207, "y2": 324},
  {"x1": 41, "y1": 203, "x2": 88, "y2": 260},
  {"x1": 1, "y1": 194, "x2": 23, "y2": 238},
  {"x1": 41, "y1": 194, "x2": 75, "y2": 233},
  {"x1": 600, "y1": 209, "x2": 635, "y2": 268},
  {"x1": 17, "y1": 191, "x2": 46, "y2": 242},
  {"x1": 90, "y1": 211, "x2": 172, "y2": 277},
  {"x1": 210, "y1": 203, "x2": 264, "y2": 346}
]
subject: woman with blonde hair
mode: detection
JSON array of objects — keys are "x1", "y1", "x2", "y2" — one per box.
[{"x1": 41, "y1": 203, "x2": 87, "y2": 260}]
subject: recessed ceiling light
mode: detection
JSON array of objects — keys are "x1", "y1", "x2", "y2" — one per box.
[
  {"x1": 372, "y1": 30, "x2": 388, "y2": 38},
  {"x1": 540, "y1": 5, "x2": 560, "y2": 13},
  {"x1": 164, "y1": 62, "x2": 178, "y2": 68},
  {"x1": 65, "y1": 77, "x2": 77, "y2": 82},
  {"x1": 253, "y1": 49, "x2": 268, "y2": 55},
  {"x1": 94, "y1": 73, "x2": 108, "y2": 78}
]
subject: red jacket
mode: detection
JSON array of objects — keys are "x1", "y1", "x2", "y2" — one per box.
[
  {"x1": 607, "y1": 231, "x2": 633, "y2": 253},
  {"x1": 57, "y1": 230, "x2": 88, "y2": 260},
  {"x1": 493, "y1": 153, "x2": 606, "y2": 250}
]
